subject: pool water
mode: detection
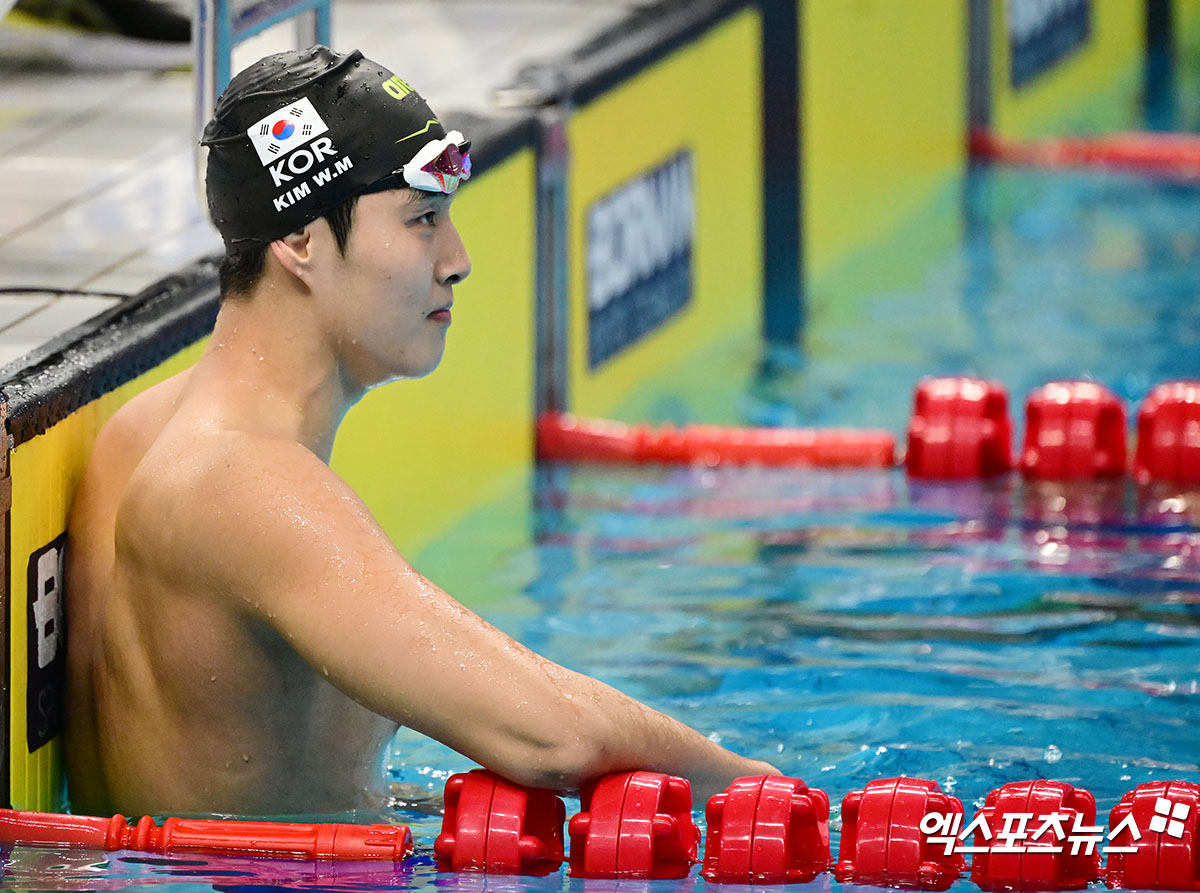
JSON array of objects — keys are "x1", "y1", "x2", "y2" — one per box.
[
  {"x1": 6, "y1": 167, "x2": 1200, "y2": 890},
  {"x1": 755, "y1": 166, "x2": 1200, "y2": 436}
]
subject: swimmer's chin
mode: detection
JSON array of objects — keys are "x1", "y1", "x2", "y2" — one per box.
[
  {"x1": 340, "y1": 352, "x2": 446, "y2": 397},
  {"x1": 377, "y1": 353, "x2": 447, "y2": 385}
]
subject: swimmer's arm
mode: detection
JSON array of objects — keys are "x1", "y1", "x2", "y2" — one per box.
[{"x1": 190, "y1": 439, "x2": 778, "y2": 801}]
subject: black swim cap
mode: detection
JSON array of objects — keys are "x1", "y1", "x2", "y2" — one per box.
[{"x1": 202, "y1": 46, "x2": 457, "y2": 245}]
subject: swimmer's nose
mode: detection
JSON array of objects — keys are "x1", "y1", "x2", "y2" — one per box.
[{"x1": 437, "y1": 221, "x2": 471, "y2": 287}]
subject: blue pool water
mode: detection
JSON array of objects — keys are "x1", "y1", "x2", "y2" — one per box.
[
  {"x1": 755, "y1": 166, "x2": 1200, "y2": 436},
  {"x1": 5, "y1": 165, "x2": 1200, "y2": 890}
]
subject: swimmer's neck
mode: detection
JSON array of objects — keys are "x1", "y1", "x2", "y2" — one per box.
[{"x1": 193, "y1": 285, "x2": 365, "y2": 463}]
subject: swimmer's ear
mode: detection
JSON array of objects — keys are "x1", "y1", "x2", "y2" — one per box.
[{"x1": 269, "y1": 227, "x2": 315, "y2": 281}]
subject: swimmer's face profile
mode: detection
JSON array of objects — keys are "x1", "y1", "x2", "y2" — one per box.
[{"x1": 276, "y1": 187, "x2": 471, "y2": 388}]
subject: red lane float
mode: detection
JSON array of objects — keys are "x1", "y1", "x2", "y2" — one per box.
[
  {"x1": 434, "y1": 769, "x2": 565, "y2": 875},
  {"x1": 13, "y1": 772, "x2": 1200, "y2": 890},
  {"x1": 970, "y1": 780, "x2": 1101, "y2": 891},
  {"x1": 835, "y1": 776, "x2": 966, "y2": 890},
  {"x1": 567, "y1": 770, "x2": 699, "y2": 879},
  {"x1": 971, "y1": 129, "x2": 1200, "y2": 180},
  {"x1": 1134, "y1": 381, "x2": 1200, "y2": 485},
  {"x1": 702, "y1": 774, "x2": 831, "y2": 883},
  {"x1": 536, "y1": 411, "x2": 896, "y2": 468},
  {"x1": 539, "y1": 378, "x2": 1200, "y2": 481},
  {"x1": 0, "y1": 808, "x2": 412, "y2": 861},
  {"x1": 1021, "y1": 381, "x2": 1127, "y2": 480},
  {"x1": 432, "y1": 771, "x2": 1200, "y2": 887},
  {"x1": 1106, "y1": 780, "x2": 1200, "y2": 890},
  {"x1": 906, "y1": 377, "x2": 1013, "y2": 478}
]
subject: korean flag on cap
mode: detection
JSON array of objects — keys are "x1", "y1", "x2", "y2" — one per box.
[{"x1": 246, "y1": 96, "x2": 330, "y2": 166}]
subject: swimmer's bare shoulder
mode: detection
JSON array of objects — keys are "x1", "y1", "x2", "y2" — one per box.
[
  {"x1": 111, "y1": 393, "x2": 779, "y2": 802},
  {"x1": 68, "y1": 371, "x2": 192, "y2": 635}
]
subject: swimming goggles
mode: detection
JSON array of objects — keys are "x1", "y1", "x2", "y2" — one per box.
[{"x1": 402, "y1": 130, "x2": 472, "y2": 194}]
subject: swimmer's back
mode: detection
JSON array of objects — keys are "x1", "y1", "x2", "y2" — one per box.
[
  {"x1": 65, "y1": 371, "x2": 394, "y2": 816},
  {"x1": 66, "y1": 371, "x2": 191, "y2": 811}
]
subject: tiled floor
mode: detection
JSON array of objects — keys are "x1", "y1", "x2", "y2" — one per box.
[{"x1": 0, "y1": 0, "x2": 638, "y2": 367}]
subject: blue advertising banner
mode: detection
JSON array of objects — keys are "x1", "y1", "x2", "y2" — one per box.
[
  {"x1": 1008, "y1": 0, "x2": 1091, "y2": 89},
  {"x1": 586, "y1": 150, "x2": 695, "y2": 368}
]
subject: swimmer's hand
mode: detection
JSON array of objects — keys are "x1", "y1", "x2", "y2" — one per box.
[{"x1": 678, "y1": 758, "x2": 785, "y2": 806}]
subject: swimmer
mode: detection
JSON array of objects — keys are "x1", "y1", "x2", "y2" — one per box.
[{"x1": 64, "y1": 46, "x2": 779, "y2": 816}]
